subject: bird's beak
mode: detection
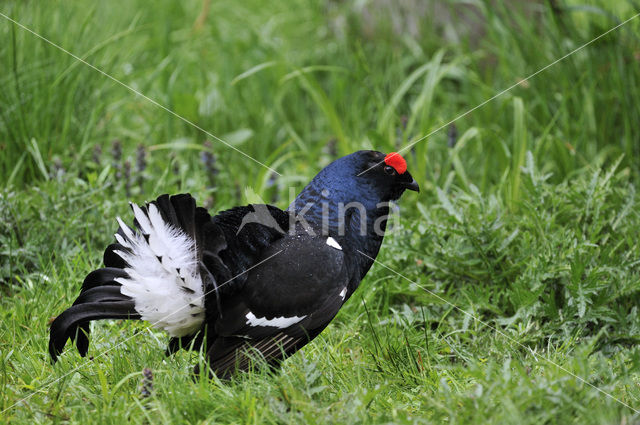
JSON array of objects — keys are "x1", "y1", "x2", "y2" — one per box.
[{"x1": 402, "y1": 178, "x2": 420, "y2": 192}]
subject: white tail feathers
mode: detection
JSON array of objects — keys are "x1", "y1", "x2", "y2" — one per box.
[{"x1": 113, "y1": 203, "x2": 205, "y2": 337}]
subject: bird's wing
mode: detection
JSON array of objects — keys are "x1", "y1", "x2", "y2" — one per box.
[
  {"x1": 204, "y1": 233, "x2": 350, "y2": 378},
  {"x1": 209, "y1": 203, "x2": 291, "y2": 291}
]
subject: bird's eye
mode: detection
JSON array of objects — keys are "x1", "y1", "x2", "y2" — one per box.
[{"x1": 384, "y1": 165, "x2": 396, "y2": 175}]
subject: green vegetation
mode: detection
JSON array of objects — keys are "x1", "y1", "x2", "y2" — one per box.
[{"x1": 1, "y1": 0, "x2": 640, "y2": 423}]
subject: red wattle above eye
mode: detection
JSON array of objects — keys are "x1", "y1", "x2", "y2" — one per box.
[{"x1": 384, "y1": 152, "x2": 407, "y2": 174}]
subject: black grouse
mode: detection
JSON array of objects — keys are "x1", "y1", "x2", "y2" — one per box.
[{"x1": 49, "y1": 150, "x2": 419, "y2": 378}]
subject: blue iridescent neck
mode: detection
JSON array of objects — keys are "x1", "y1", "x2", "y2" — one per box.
[{"x1": 288, "y1": 153, "x2": 391, "y2": 275}]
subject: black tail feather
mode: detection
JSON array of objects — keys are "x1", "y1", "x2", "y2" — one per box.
[
  {"x1": 103, "y1": 244, "x2": 128, "y2": 268},
  {"x1": 64, "y1": 267, "x2": 131, "y2": 355},
  {"x1": 49, "y1": 299, "x2": 140, "y2": 362},
  {"x1": 153, "y1": 194, "x2": 197, "y2": 240},
  {"x1": 73, "y1": 286, "x2": 127, "y2": 305},
  {"x1": 170, "y1": 194, "x2": 197, "y2": 239},
  {"x1": 79, "y1": 267, "x2": 128, "y2": 292},
  {"x1": 154, "y1": 195, "x2": 180, "y2": 230},
  {"x1": 50, "y1": 266, "x2": 138, "y2": 362}
]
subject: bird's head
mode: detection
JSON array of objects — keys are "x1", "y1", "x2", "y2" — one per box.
[
  {"x1": 354, "y1": 150, "x2": 420, "y2": 201},
  {"x1": 292, "y1": 150, "x2": 419, "y2": 216},
  {"x1": 288, "y1": 150, "x2": 418, "y2": 278}
]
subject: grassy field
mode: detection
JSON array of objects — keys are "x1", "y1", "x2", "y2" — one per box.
[{"x1": 2, "y1": 0, "x2": 640, "y2": 423}]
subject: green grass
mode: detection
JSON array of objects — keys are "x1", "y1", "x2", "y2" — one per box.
[{"x1": 2, "y1": 0, "x2": 640, "y2": 423}]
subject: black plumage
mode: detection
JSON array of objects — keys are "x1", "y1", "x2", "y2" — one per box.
[{"x1": 49, "y1": 150, "x2": 419, "y2": 378}]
